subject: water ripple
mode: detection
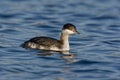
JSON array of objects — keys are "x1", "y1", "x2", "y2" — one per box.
[
  {"x1": 91, "y1": 15, "x2": 118, "y2": 20},
  {"x1": 0, "y1": 0, "x2": 120, "y2": 80}
]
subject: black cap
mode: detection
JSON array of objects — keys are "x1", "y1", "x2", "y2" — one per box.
[{"x1": 62, "y1": 23, "x2": 79, "y2": 34}]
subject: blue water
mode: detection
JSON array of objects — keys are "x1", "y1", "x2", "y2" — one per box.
[{"x1": 0, "y1": 0, "x2": 120, "y2": 80}]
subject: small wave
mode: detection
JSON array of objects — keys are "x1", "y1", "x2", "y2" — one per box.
[
  {"x1": 72, "y1": 68, "x2": 115, "y2": 73},
  {"x1": 0, "y1": 14, "x2": 14, "y2": 19},
  {"x1": 91, "y1": 15, "x2": 118, "y2": 20},
  {"x1": 69, "y1": 59, "x2": 109, "y2": 65}
]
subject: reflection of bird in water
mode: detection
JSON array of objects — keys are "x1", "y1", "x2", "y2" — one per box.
[
  {"x1": 37, "y1": 50, "x2": 78, "y2": 64},
  {"x1": 37, "y1": 50, "x2": 76, "y2": 58},
  {"x1": 60, "y1": 51, "x2": 77, "y2": 58}
]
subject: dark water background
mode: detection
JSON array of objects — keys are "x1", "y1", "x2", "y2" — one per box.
[{"x1": 0, "y1": 0, "x2": 120, "y2": 80}]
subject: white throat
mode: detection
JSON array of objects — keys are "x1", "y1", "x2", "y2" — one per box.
[
  {"x1": 60, "y1": 30, "x2": 71, "y2": 51},
  {"x1": 62, "y1": 35, "x2": 69, "y2": 51}
]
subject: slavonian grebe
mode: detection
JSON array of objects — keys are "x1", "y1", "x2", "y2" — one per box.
[{"x1": 21, "y1": 23, "x2": 79, "y2": 51}]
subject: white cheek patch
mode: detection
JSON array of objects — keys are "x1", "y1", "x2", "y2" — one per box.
[{"x1": 62, "y1": 29, "x2": 74, "y2": 34}]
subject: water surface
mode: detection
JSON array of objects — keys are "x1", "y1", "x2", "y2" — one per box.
[{"x1": 0, "y1": 0, "x2": 120, "y2": 80}]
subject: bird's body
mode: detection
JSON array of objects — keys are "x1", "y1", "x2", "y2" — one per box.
[{"x1": 22, "y1": 37, "x2": 62, "y2": 51}]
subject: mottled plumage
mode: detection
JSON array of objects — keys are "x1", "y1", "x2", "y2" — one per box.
[{"x1": 22, "y1": 37, "x2": 62, "y2": 50}]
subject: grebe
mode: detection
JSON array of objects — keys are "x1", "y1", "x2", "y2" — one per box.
[{"x1": 21, "y1": 23, "x2": 79, "y2": 51}]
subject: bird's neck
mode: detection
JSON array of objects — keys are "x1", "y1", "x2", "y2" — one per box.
[{"x1": 60, "y1": 32, "x2": 70, "y2": 51}]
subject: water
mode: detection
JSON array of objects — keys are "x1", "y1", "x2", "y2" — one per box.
[{"x1": 0, "y1": 0, "x2": 120, "y2": 80}]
